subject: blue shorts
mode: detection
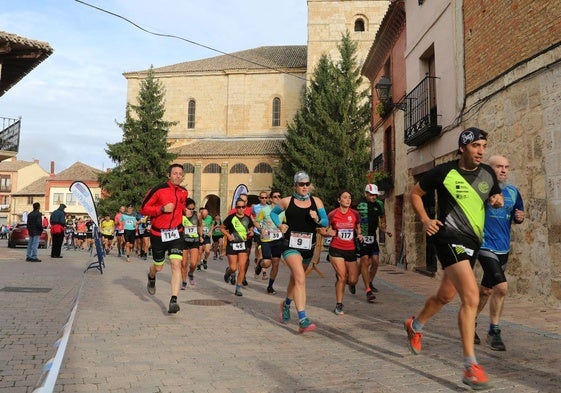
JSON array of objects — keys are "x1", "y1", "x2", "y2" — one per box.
[{"x1": 260, "y1": 240, "x2": 283, "y2": 259}]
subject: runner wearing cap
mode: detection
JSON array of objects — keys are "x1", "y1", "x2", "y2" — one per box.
[
  {"x1": 404, "y1": 127, "x2": 503, "y2": 389},
  {"x1": 356, "y1": 183, "x2": 389, "y2": 302}
]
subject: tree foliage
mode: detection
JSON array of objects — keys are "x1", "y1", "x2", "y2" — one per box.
[
  {"x1": 273, "y1": 31, "x2": 370, "y2": 210},
  {"x1": 97, "y1": 66, "x2": 177, "y2": 215}
]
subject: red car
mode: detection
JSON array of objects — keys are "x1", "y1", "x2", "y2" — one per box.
[{"x1": 7, "y1": 222, "x2": 48, "y2": 248}]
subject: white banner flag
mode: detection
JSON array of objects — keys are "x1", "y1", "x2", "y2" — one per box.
[{"x1": 69, "y1": 181, "x2": 99, "y2": 226}]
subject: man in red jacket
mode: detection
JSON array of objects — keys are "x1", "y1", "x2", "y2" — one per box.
[{"x1": 140, "y1": 163, "x2": 188, "y2": 314}]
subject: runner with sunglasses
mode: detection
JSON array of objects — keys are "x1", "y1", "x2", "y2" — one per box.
[
  {"x1": 181, "y1": 198, "x2": 202, "y2": 288},
  {"x1": 271, "y1": 171, "x2": 328, "y2": 333}
]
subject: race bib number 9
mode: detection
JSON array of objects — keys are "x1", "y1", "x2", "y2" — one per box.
[
  {"x1": 161, "y1": 228, "x2": 180, "y2": 242},
  {"x1": 289, "y1": 231, "x2": 312, "y2": 250}
]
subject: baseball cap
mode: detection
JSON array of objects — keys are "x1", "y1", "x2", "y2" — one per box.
[
  {"x1": 458, "y1": 127, "x2": 488, "y2": 148},
  {"x1": 294, "y1": 171, "x2": 310, "y2": 184},
  {"x1": 364, "y1": 184, "x2": 381, "y2": 195}
]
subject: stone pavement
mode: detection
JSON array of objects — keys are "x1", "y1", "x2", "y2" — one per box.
[{"x1": 1, "y1": 240, "x2": 560, "y2": 393}]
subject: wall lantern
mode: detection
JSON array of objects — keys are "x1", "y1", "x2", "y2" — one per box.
[{"x1": 375, "y1": 75, "x2": 407, "y2": 111}]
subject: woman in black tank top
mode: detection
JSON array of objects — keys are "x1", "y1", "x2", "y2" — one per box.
[{"x1": 270, "y1": 171, "x2": 328, "y2": 333}]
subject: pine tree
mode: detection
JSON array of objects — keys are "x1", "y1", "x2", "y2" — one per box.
[
  {"x1": 98, "y1": 66, "x2": 177, "y2": 215},
  {"x1": 273, "y1": 32, "x2": 370, "y2": 209}
]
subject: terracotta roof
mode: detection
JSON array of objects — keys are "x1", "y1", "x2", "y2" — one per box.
[
  {"x1": 12, "y1": 176, "x2": 48, "y2": 196},
  {"x1": 124, "y1": 45, "x2": 307, "y2": 76},
  {"x1": 170, "y1": 138, "x2": 284, "y2": 157},
  {"x1": 49, "y1": 162, "x2": 103, "y2": 181},
  {"x1": 0, "y1": 31, "x2": 53, "y2": 96},
  {"x1": 0, "y1": 159, "x2": 35, "y2": 172}
]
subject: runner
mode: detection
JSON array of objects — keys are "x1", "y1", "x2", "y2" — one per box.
[
  {"x1": 114, "y1": 206, "x2": 125, "y2": 257},
  {"x1": 181, "y1": 198, "x2": 202, "y2": 288},
  {"x1": 121, "y1": 205, "x2": 137, "y2": 263},
  {"x1": 211, "y1": 214, "x2": 224, "y2": 260},
  {"x1": 199, "y1": 208, "x2": 213, "y2": 270}
]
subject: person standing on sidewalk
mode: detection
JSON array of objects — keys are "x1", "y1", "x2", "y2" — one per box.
[
  {"x1": 50, "y1": 203, "x2": 66, "y2": 258},
  {"x1": 474, "y1": 154, "x2": 524, "y2": 351},
  {"x1": 271, "y1": 171, "x2": 328, "y2": 333},
  {"x1": 26, "y1": 202, "x2": 43, "y2": 262},
  {"x1": 320, "y1": 190, "x2": 361, "y2": 316},
  {"x1": 356, "y1": 184, "x2": 390, "y2": 302},
  {"x1": 140, "y1": 163, "x2": 188, "y2": 314},
  {"x1": 405, "y1": 127, "x2": 503, "y2": 390}
]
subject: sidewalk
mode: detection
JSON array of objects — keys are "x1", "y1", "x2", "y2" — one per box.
[{"x1": 1, "y1": 241, "x2": 560, "y2": 392}]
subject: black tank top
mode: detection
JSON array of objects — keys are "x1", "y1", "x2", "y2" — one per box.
[{"x1": 284, "y1": 196, "x2": 318, "y2": 246}]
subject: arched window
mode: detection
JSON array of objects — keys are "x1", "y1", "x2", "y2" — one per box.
[
  {"x1": 354, "y1": 18, "x2": 365, "y2": 32},
  {"x1": 272, "y1": 97, "x2": 281, "y2": 127},
  {"x1": 203, "y1": 163, "x2": 221, "y2": 173},
  {"x1": 230, "y1": 163, "x2": 249, "y2": 174},
  {"x1": 182, "y1": 163, "x2": 195, "y2": 174},
  {"x1": 187, "y1": 99, "x2": 196, "y2": 129},
  {"x1": 254, "y1": 162, "x2": 273, "y2": 173}
]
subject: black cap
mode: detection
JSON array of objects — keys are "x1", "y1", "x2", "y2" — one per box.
[
  {"x1": 458, "y1": 127, "x2": 488, "y2": 147},
  {"x1": 59, "y1": 203, "x2": 67, "y2": 209}
]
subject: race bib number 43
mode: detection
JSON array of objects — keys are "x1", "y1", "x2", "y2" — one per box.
[
  {"x1": 161, "y1": 228, "x2": 180, "y2": 242},
  {"x1": 289, "y1": 231, "x2": 312, "y2": 250},
  {"x1": 232, "y1": 242, "x2": 246, "y2": 251}
]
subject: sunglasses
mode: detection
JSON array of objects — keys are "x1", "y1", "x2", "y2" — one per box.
[
  {"x1": 297, "y1": 182, "x2": 311, "y2": 187},
  {"x1": 259, "y1": 196, "x2": 268, "y2": 199},
  {"x1": 272, "y1": 195, "x2": 281, "y2": 198},
  {"x1": 236, "y1": 205, "x2": 246, "y2": 209},
  {"x1": 186, "y1": 207, "x2": 195, "y2": 211}
]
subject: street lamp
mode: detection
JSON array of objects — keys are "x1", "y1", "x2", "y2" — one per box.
[{"x1": 375, "y1": 75, "x2": 407, "y2": 111}]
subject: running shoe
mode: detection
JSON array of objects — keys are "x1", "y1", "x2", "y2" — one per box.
[
  {"x1": 279, "y1": 301, "x2": 291, "y2": 323},
  {"x1": 180, "y1": 281, "x2": 187, "y2": 290},
  {"x1": 197, "y1": 264, "x2": 202, "y2": 271},
  {"x1": 230, "y1": 274, "x2": 236, "y2": 285},
  {"x1": 404, "y1": 316, "x2": 422, "y2": 355},
  {"x1": 242, "y1": 278, "x2": 248, "y2": 286},
  {"x1": 255, "y1": 261, "x2": 263, "y2": 276},
  {"x1": 366, "y1": 290, "x2": 376, "y2": 303},
  {"x1": 370, "y1": 282, "x2": 379, "y2": 293},
  {"x1": 267, "y1": 286, "x2": 276, "y2": 295},
  {"x1": 462, "y1": 362, "x2": 490, "y2": 390},
  {"x1": 202, "y1": 259, "x2": 208, "y2": 270},
  {"x1": 188, "y1": 275, "x2": 195, "y2": 286},
  {"x1": 147, "y1": 273, "x2": 156, "y2": 295},
  {"x1": 349, "y1": 284, "x2": 356, "y2": 294},
  {"x1": 486, "y1": 328, "x2": 506, "y2": 351},
  {"x1": 334, "y1": 303, "x2": 345, "y2": 315},
  {"x1": 223, "y1": 267, "x2": 231, "y2": 283},
  {"x1": 168, "y1": 300, "x2": 180, "y2": 314},
  {"x1": 235, "y1": 288, "x2": 243, "y2": 296},
  {"x1": 298, "y1": 317, "x2": 317, "y2": 333}
]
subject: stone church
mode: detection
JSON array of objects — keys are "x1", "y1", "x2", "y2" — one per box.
[{"x1": 123, "y1": 0, "x2": 389, "y2": 218}]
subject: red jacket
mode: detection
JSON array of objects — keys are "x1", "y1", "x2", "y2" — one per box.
[{"x1": 140, "y1": 181, "x2": 188, "y2": 236}]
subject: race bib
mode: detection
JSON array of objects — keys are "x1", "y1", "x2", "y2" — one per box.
[
  {"x1": 161, "y1": 228, "x2": 180, "y2": 242},
  {"x1": 203, "y1": 227, "x2": 210, "y2": 234},
  {"x1": 289, "y1": 231, "x2": 312, "y2": 250},
  {"x1": 232, "y1": 242, "x2": 246, "y2": 251},
  {"x1": 337, "y1": 229, "x2": 354, "y2": 240},
  {"x1": 264, "y1": 228, "x2": 283, "y2": 241},
  {"x1": 323, "y1": 236, "x2": 332, "y2": 246},
  {"x1": 363, "y1": 235, "x2": 375, "y2": 245},
  {"x1": 185, "y1": 226, "x2": 197, "y2": 235}
]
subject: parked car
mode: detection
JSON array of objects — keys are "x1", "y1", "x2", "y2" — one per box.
[{"x1": 7, "y1": 222, "x2": 48, "y2": 248}]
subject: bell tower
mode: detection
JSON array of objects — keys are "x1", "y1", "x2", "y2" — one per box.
[{"x1": 306, "y1": 0, "x2": 390, "y2": 81}]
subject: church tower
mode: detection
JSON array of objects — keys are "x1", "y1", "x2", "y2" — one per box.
[{"x1": 306, "y1": 0, "x2": 390, "y2": 80}]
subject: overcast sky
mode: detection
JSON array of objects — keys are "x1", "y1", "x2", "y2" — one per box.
[{"x1": 1, "y1": 0, "x2": 307, "y2": 173}]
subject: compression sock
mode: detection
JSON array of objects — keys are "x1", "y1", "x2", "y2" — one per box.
[
  {"x1": 412, "y1": 318, "x2": 424, "y2": 332},
  {"x1": 489, "y1": 324, "x2": 500, "y2": 334},
  {"x1": 297, "y1": 310, "x2": 307, "y2": 321},
  {"x1": 268, "y1": 278, "x2": 275, "y2": 287},
  {"x1": 284, "y1": 297, "x2": 292, "y2": 306}
]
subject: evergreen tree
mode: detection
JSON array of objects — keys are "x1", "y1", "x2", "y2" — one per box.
[
  {"x1": 273, "y1": 32, "x2": 370, "y2": 209},
  {"x1": 98, "y1": 66, "x2": 177, "y2": 214}
]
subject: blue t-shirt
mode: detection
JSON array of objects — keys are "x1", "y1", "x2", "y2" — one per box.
[{"x1": 481, "y1": 184, "x2": 523, "y2": 253}]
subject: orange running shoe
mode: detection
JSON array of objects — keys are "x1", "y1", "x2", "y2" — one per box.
[
  {"x1": 463, "y1": 362, "x2": 491, "y2": 390},
  {"x1": 404, "y1": 316, "x2": 422, "y2": 355}
]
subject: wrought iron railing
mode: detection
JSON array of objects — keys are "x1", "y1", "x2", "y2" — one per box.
[{"x1": 403, "y1": 76, "x2": 441, "y2": 146}]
